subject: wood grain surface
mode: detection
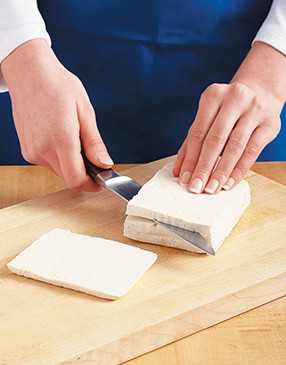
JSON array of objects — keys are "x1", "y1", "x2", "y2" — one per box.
[{"x1": 0, "y1": 159, "x2": 285, "y2": 365}]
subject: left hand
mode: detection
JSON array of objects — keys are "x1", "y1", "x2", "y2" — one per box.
[{"x1": 173, "y1": 42, "x2": 286, "y2": 194}]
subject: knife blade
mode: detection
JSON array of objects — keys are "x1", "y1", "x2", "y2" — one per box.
[{"x1": 83, "y1": 154, "x2": 215, "y2": 255}]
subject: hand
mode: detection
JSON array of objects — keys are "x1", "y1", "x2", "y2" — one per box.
[
  {"x1": 2, "y1": 39, "x2": 113, "y2": 192},
  {"x1": 173, "y1": 42, "x2": 286, "y2": 194}
]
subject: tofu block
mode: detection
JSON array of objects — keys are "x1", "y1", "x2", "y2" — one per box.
[
  {"x1": 124, "y1": 163, "x2": 251, "y2": 253},
  {"x1": 7, "y1": 229, "x2": 157, "y2": 300}
]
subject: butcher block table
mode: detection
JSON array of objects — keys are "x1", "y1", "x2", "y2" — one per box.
[{"x1": 0, "y1": 158, "x2": 285, "y2": 365}]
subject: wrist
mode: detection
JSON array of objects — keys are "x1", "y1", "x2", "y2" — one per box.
[
  {"x1": 231, "y1": 41, "x2": 286, "y2": 111},
  {"x1": 1, "y1": 39, "x2": 59, "y2": 94}
]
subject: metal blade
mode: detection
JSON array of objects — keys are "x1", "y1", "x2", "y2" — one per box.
[
  {"x1": 155, "y1": 220, "x2": 215, "y2": 256},
  {"x1": 104, "y1": 173, "x2": 142, "y2": 202},
  {"x1": 96, "y1": 170, "x2": 142, "y2": 202}
]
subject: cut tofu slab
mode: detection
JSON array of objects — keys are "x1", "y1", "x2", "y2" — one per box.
[
  {"x1": 7, "y1": 229, "x2": 157, "y2": 300},
  {"x1": 125, "y1": 216, "x2": 203, "y2": 253},
  {"x1": 124, "y1": 163, "x2": 251, "y2": 253}
]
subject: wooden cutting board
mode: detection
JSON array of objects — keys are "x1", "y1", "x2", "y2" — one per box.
[{"x1": 0, "y1": 156, "x2": 285, "y2": 365}]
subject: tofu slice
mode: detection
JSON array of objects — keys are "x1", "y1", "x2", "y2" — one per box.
[
  {"x1": 7, "y1": 229, "x2": 157, "y2": 300},
  {"x1": 125, "y1": 216, "x2": 203, "y2": 253},
  {"x1": 124, "y1": 163, "x2": 251, "y2": 253}
]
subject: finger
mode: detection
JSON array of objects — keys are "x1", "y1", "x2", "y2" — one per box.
[
  {"x1": 178, "y1": 84, "x2": 227, "y2": 186},
  {"x1": 56, "y1": 141, "x2": 103, "y2": 193},
  {"x1": 41, "y1": 156, "x2": 67, "y2": 183},
  {"x1": 187, "y1": 96, "x2": 246, "y2": 193},
  {"x1": 204, "y1": 113, "x2": 257, "y2": 194},
  {"x1": 33, "y1": 158, "x2": 58, "y2": 177},
  {"x1": 41, "y1": 160, "x2": 60, "y2": 178},
  {"x1": 78, "y1": 102, "x2": 113, "y2": 168},
  {"x1": 222, "y1": 125, "x2": 274, "y2": 190},
  {"x1": 33, "y1": 146, "x2": 66, "y2": 181},
  {"x1": 173, "y1": 139, "x2": 187, "y2": 177},
  {"x1": 21, "y1": 144, "x2": 61, "y2": 178}
]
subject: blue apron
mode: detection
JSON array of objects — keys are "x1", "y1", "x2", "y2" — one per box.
[{"x1": 1, "y1": 0, "x2": 285, "y2": 164}]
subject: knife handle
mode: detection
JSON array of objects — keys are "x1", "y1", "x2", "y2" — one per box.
[{"x1": 82, "y1": 151, "x2": 112, "y2": 185}]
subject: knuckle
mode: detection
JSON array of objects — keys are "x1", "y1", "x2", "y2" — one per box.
[
  {"x1": 272, "y1": 124, "x2": 281, "y2": 139},
  {"x1": 194, "y1": 166, "x2": 209, "y2": 176},
  {"x1": 227, "y1": 135, "x2": 245, "y2": 151},
  {"x1": 182, "y1": 158, "x2": 196, "y2": 171},
  {"x1": 189, "y1": 127, "x2": 206, "y2": 144},
  {"x1": 205, "y1": 130, "x2": 225, "y2": 146},
  {"x1": 66, "y1": 179, "x2": 84, "y2": 192},
  {"x1": 212, "y1": 169, "x2": 228, "y2": 180},
  {"x1": 177, "y1": 144, "x2": 186, "y2": 157},
  {"x1": 244, "y1": 143, "x2": 260, "y2": 158},
  {"x1": 203, "y1": 83, "x2": 225, "y2": 99},
  {"x1": 233, "y1": 166, "x2": 247, "y2": 179},
  {"x1": 250, "y1": 95, "x2": 262, "y2": 110},
  {"x1": 85, "y1": 136, "x2": 103, "y2": 150},
  {"x1": 55, "y1": 140, "x2": 75, "y2": 154},
  {"x1": 230, "y1": 83, "x2": 249, "y2": 99},
  {"x1": 176, "y1": 152, "x2": 184, "y2": 162},
  {"x1": 54, "y1": 126, "x2": 76, "y2": 146},
  {"x1": 266, "y1": 118, "x2": 281, "y2": 139}
]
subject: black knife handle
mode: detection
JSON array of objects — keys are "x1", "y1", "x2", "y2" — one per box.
[{"x1": 82, "y1": 151, "x2": 112, "y2": 181}]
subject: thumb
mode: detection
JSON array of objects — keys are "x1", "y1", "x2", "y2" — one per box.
[{"x1": 79, "y1": 106, "x2": 114, "y2": 169}]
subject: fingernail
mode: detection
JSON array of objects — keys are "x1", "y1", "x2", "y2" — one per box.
[
  {"x1": 98, "y1": 152, "x2": 114, "y2": 165},
  {"x1": 205, "y1": 179, "x2": 219, "y2": 194},
  {"x1": 180, "y1": 171, "x2": 191, "y2": 186},
  {"x1": 189, "y1": 178, "x2": 203, "y2": 194},
  {"x1": 222, "y1": 177, "x2": 235, "y2": 191}
]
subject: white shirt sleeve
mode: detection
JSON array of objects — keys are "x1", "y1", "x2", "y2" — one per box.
[
  {"x1": 253, "y1": 0, "x2": 286, "y2": 55},
  {"x1": 0, "y1": 0, "x2": 51, "y2": 92}
]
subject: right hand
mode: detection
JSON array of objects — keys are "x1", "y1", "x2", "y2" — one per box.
[{"x1": 1, "y1": 39, "x2": 113, "y2": 192}]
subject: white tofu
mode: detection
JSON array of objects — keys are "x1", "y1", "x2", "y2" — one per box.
[
  {"x1": 7, "y1": 229, "x2": 157, "y2": 300},
  {"x1": 124, "y1": 163, "x2": 251, "y2": 253},
  {"x1": 125, "y1": 216, "x2": 203, "y2": 253}
]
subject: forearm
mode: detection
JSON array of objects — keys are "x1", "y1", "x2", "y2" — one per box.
[{"x1": 231, "y1": 41, "x2": 286, "y2": 111}]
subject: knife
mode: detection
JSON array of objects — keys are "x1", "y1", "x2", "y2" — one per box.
[{"x1": 83, "y1": 154, "x2": 215, "y2": 255}]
